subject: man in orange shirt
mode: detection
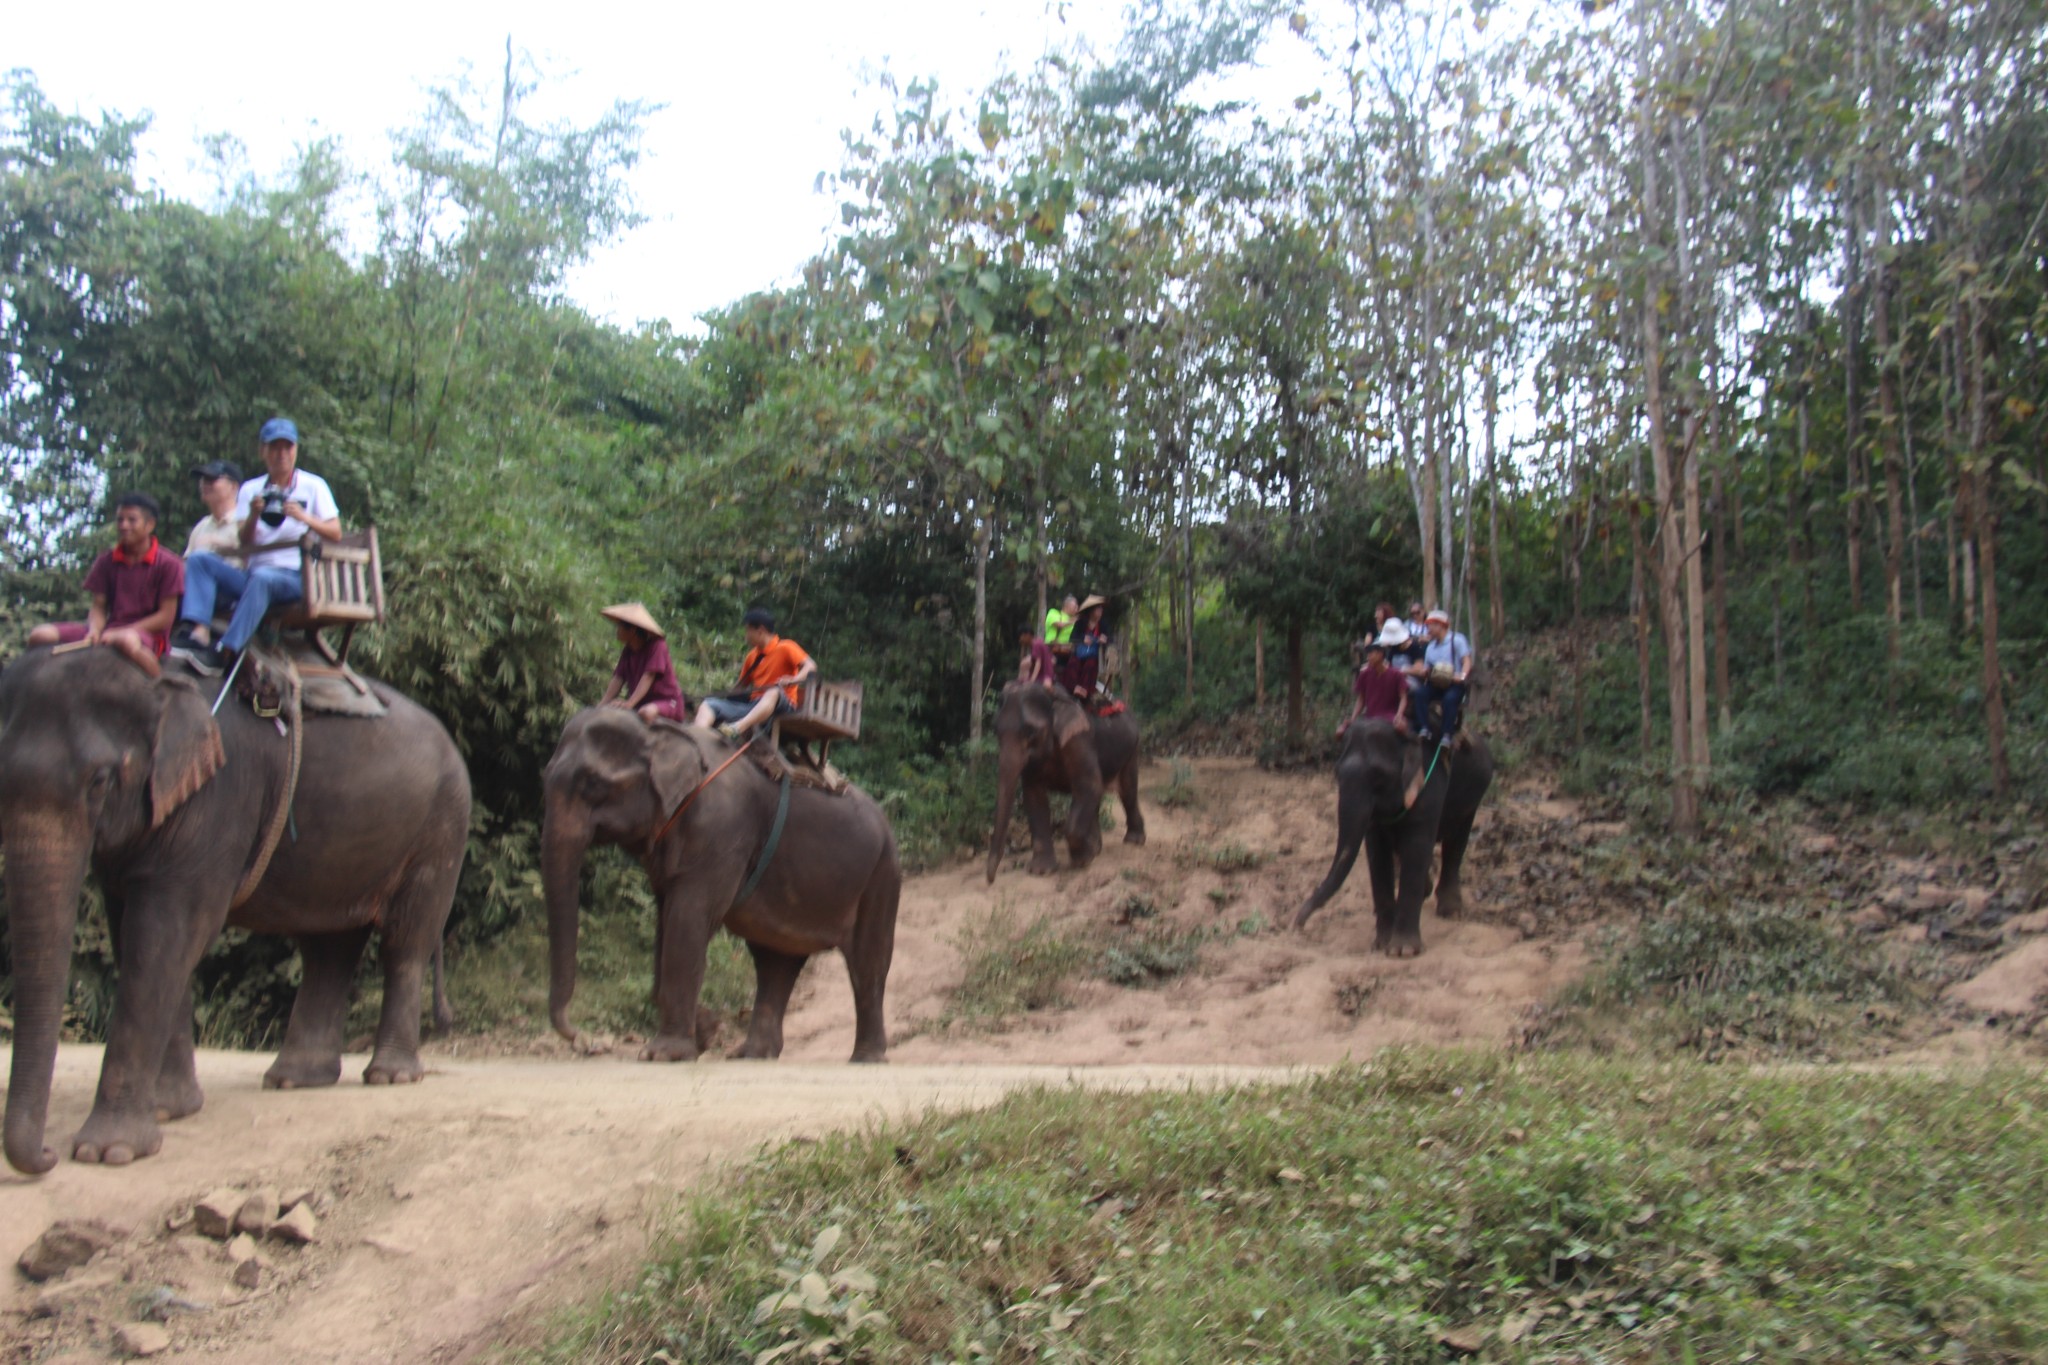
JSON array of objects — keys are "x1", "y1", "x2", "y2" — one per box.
[{"x1": 694, "y1": 606, "x2": 818, "y2": 740}]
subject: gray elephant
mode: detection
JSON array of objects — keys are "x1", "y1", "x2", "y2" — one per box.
[
  {"x1": 1293, "y1": 720, "x2": 1494, "y2": 954},
  {"x1": 986, "y1": 682, "x2": 1144, "y2": 883},
  {"x1": 542, "y1": 709, "x2": 900, "y2": 1063},
  {"x1": 0, "y1": 648, "x2": 470, "y2": 1175}
]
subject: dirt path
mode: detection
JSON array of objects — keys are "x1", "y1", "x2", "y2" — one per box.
[{"x1": 3, "y1": 756, "x2": 1598, "y2": 1363}]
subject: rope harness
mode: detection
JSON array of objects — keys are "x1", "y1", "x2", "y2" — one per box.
[
  {"x1": 229, "y1": 657, "x2": 303, "y2": 908},
  {"x1": 1379, "y1": 742, "x2": 1448, "y2": 826},
  {"x1": 649, "y1": 735, "x2": 795, "y2": 908}
]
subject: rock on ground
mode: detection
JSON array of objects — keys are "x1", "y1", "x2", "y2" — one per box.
[
  {"x1": 16, "y1": 1220, "x2": 121, "y2": 1281},
  {"x1": 113, "y1": 1321, "x2": 172, "y2": 1357},
  {"x1": 193, "y1": 1188, "x2": 244, "y2": 1239},
  {"x1": 269, "y1": 1203, "x2": 318, "y2": 1244}
]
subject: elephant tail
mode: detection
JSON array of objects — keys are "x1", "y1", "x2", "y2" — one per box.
[{"x1": 429, "y1": 938, "x2": 455, "y2": 1037}]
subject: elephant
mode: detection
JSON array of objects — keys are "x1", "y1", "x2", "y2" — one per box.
[
  {"x1": 541, "y1": 708, "x2": 900, "y2": 1063},
  {"x1": 0, "y1": 646, "x2": 471, "y2": 1175},
  {"x1": 1292, "y1": 720, "x2": 1494, "y2": 955},
  {"x1": 986, "y1": 682, "x2": 1144, "y2": 884}
]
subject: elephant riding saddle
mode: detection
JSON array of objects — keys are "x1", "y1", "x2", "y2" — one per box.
[{"x1": 239, "y1": 638, "x2": 387, "y2": 719}]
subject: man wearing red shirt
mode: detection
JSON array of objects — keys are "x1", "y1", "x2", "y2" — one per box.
[{"x1": 30, "y1": 493, "x2": 185, "y2": 678}]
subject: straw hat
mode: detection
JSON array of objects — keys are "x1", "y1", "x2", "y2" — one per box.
[
  {"x1": 1078, "y1": 594, "x2": 1107, "y2": 612},
  {"x1": 600, "y1": 602, "x2": 665, "y2": 639}
]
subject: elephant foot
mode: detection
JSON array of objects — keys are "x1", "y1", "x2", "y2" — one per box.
[
  {"x1": 263, "y1": 1052, "x2": 343, "y2": 1090},
  {"x1": 1375, "y1": 929, "x2": 1426, "y2": 958},
  {"x1": 1435, "y1": 890, "x2": 1466, "y2": 920},
  {"x1": 849, "y1": 1040, "x2": 888, "y2": 1064},
  {"x1": 1026, "y1": 857, "x2": 1058, "y2": 877},
  {"x1": 731, "y1": 1038, "x2": 782, "y2": 1060},
  {"x1": 1124, "y1": 830, "x2": 1147, "y2": 846},
  {"x1": 364, "y1": 1050, "x2": 425, "y2": 1085},
  {"x1": 71, "y1": 1110, "x2": 163, "y2": 1166},
  {"x1": 640, "y1": 1034, "x2": 700, "y2": 1062},
  {"x1": 153, "y1": 1075, "x2": 205, "y2": 1123}
]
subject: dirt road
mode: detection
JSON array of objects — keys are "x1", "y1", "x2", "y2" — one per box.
[{"x1": 3, "y1": 756, "x2": 1596, "y2": 1362}]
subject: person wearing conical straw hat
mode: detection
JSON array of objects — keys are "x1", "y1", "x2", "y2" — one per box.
[
  {"x1": 599, "y1": 602, "x2": 687, "y2": 724},
  {"x1": 1059, "y1": 594, "x2": 1109, "y2": 700}
]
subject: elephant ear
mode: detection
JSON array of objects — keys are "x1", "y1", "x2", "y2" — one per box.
[
  {"x1": 1052, "y1": 694, "x2": 1093, "y2": 750},
  {"x1": 150, "y1": 674, "x2": 226, "y2": 828},
  {"x1": 643, "y1": 729, "x2": 702, "y2": 821}
]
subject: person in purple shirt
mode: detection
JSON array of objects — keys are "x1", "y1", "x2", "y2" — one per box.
[
  {"x1": 599, "y1": 603, "x2": 687, "y2": 722},
  {"x1": 1016, "y1": 623, "x2": 1058, "y2": 688},
  {"x1": 30, "y1": 492, "x2": 184, "y2": 678},
  {"x1": 1334, "y1": 633, "x2": 1411, "y2": 736}
]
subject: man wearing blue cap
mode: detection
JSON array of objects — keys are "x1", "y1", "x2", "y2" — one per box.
[{"x1": 171, "y1": 417, "x2": 342, "y2": 675}]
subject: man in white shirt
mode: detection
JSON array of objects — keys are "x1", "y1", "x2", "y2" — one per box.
[
  {"x1": 183, "y1": 460, "x2": 244, "y2": 558},
  {"x1": 170, "y1": 417, "x2": 343, "y2": 675}
]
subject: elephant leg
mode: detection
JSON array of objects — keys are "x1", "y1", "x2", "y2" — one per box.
[
  {"x1": 364, "y1": 851, "x2": 461, "y2": 1085},
  {"x1": 1435, "y1": 803, "x2": 1480, "y2": 920},
  {"x1": 1295, "y1": 776, "x2": 1370, "y2": 929},
  {"x1": 1022, "y1": 783, "x2": 1058, "y2": 876},
  {"x1": 1363, "y1": 825, "x2": 1407, "y2": 954},
  {"x1": 734, "y1": 942, "x2": 807, "y2": 1059},
  {"x1": 1383, "y1": 826, "x2": 1435, "y2": 958},
  {"x1": 1117, "y1": 761, "x2": 1146, "y2": 846},
  {"x1": 843, "y1": 870, "x2": 899, "y2": 1063},
  {"x1": 73, "y1": 883, "x2": 227, "y2": 1165},
  {"x1": 643, "y1": 888, "x2": 715, "y2": 1062},
  {"x1": 266, "y1": 926, "x2": 372, "y2": 1089},
  {"x1": 153, "y1": 984, "x2": 204, "y2": 1122}
]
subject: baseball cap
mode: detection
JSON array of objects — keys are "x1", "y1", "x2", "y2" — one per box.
[
  {"x1": 258, "y1": 417, "x2": 299, "y2": 445},
  {"x1": 1425, "y1": 608, "x2": 1451, "y2": 625},
  {"x1": 191, "y1": 460, "x2": 242, "y2": 482}
]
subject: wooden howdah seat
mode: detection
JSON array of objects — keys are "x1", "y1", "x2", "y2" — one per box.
[
  {"x1": 772, "y1": 679, "x2": 863, "y2": 766},
  {"x1": 224, "y1": 527, "x2": 385, "y2": 666}
]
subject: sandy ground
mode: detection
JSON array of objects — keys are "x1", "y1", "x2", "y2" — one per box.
[{"x1": 0, "y1": 754, "x2": 1724, "y2": 1362}]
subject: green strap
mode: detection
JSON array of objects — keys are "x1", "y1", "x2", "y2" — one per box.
[
  {"x1": 1381, "y1": 744, "x2": 1449, "y2": 825},
  {"x1": 732, "y1": 773, "x2": 793, "y2": 907}
]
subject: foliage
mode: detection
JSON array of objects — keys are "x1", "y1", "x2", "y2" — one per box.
[{"x1": 533, "y1": 1052, "x2": 2048, "y2": 1363}]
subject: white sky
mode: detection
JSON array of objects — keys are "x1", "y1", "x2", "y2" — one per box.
[{"x1": 10, "y1": 0, "x2": 1323, "y2": 332}]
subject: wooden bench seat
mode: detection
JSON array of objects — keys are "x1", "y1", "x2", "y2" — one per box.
[{"x1": 222, "y1": 527, "x2": 385, "y2": 664}]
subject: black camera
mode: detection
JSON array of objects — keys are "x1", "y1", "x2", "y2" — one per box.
[{"x1": 259, "y1": 487, "x2": 287, "y2": 527}]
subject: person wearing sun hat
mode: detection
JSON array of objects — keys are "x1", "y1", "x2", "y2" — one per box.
[
  {"x1": 1408, "y1": 608, "x2": 1473, "y2": 746},
  {"x1": 1059, "y1": 594, "x2": 1109, "y2": 699},
  {"x1": 599, "y1": 602, "x2": 688, "y2": 723}
]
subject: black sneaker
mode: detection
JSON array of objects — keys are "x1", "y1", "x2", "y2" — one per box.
[{"x1": 180, "y1": 642, "x2": 225, "y2": 677}]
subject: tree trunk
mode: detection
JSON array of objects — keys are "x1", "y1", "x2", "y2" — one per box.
[
  {"x1": 1629, "y1": 455, "x2": 1655, "y2": 760},
  {"x1": 1711, "y1": 467, "x2": 1731, "y2": 732},
  {"x1": 1285, "y1": 622, "x2": 1304, "y2": 746},
  {"x1": 1968, "y1": 295, "x2": 2009, "y2": 797},
  {"x1": 1254, "y1": 617, "x2": 1265, "y2": 708},
  {"x1": 1875, "y1": 227, "x2": 1906, "y2": 654},
  {"x1": 1638, "y1": 75, "x2": 1697, "y2": 835},
  {"x1": 970, "y1": 517, "x2": 989, "y2": 744}
]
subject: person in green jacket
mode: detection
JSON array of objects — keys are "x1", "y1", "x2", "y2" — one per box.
[{"x1": 1044, "y1": 593, "x2": 1079, "y2": 660}]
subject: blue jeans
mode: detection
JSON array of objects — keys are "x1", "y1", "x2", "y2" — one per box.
[
  {"x1": 180, "y1": 553, "x2": 304, "y2": 653},
  {"x1": 703, "y1": 694, "x2": 795, "y2": 727},
  {"x1": 1408, "y1": 680, "x2": 1467, "y2": 738}
]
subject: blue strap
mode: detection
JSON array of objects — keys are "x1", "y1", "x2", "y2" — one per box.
[{"x1": 732, "y1": 773, "x2": 792, "y2": 907}]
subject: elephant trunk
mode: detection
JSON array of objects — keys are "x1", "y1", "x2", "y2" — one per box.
[
  {"x1": 3, "y1": 812, "x2": 91, "y2": 1175},
  {"x1": 541, "y1": 794, "x2": 592, "y2": 1044},
  {"x1": 986, "y1": 745, "x2": 1025, "y2": 884}
]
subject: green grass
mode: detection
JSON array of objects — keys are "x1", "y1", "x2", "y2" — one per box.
[
  {"x1": 1532, "y1": 895, "x2": 1935, "y2": 1062},
  {"x1": 348, "y1": 887, "x2": 756, "y2": 1044},
  {"x1": 924, "y1": 907, "x2": 1215, "y2": 1036},
  {"x1": 1155, "y1": 758, "x2": 1201, "y2": 810},
  {"x1": 526, "y1": 1050, "x2": 2048, "y2": 1363}
]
